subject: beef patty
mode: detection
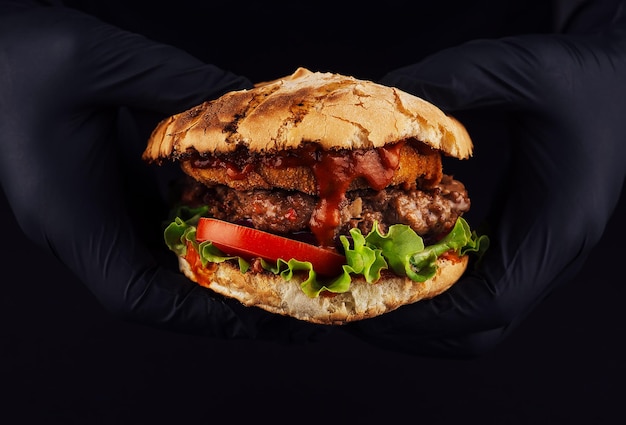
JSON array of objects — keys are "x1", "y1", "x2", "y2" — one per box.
[{"x1": 180, "y1": 174, "x2": 470, "y2": 246}]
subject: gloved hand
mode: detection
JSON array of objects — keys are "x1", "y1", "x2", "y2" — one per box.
[
  {"x1": 0, "y1": 2, "x2": 326, "y2": 343},
  {"x1": 344, "y1": 2, "x2": 626, "y2": 357}
]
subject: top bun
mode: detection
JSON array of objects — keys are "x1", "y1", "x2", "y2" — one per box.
[{"x1": 143, "y1": 67, "x2": 473, "y2": 162}]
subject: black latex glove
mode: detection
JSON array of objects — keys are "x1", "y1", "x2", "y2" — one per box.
[
  {"x1": 345, "y1": 2, "x2": 626, "y2": 357},
  {"x1": 0, "y1": 2, "x2": 327, "y2": 343}
]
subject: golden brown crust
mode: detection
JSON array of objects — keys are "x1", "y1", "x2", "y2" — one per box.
[
  {"x1": 179, "y1": 252, "x2": 468, "y2": 325},
  {"x1": 179, "y1": 142, "x2": 443, "y2": 194},
  {"x1": 143, "y1": 67, "x2": 473, "y2": 163}
]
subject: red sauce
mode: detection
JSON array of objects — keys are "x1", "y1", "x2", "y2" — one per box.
[
  {"x1": 192, "y1": 150, "x2": 255, "y2": 181},
  {"x1": 226, "y1": 163, "x2": 254, "y2": 180},
  {"x1": 190, "y1": 142, "x2": 405, "y2": 247},
  {"x1": 440, "y1": 250, "x2": 463, "y2": 264},
  {"x1": 184, "y1": 242, "x2": 217, "y2": 289},
  {"x1": 309, "y1": 143, "x2": 403, "y2": 247}
]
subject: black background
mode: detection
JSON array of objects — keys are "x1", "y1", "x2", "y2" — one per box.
[
  {"x1": 2, "y1": 1, "x2": 625, "y2": 423},
  {"x1": 3, "y1": 185, "x2": 624, "y2": 424}
]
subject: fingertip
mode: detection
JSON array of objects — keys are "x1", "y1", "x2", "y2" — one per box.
[
  {"x1": 380, "y1": 38, "x2": 530, "y2": 111},
  {"x1": 88, "y1": 23, "x2": 253, "y2": 115}
]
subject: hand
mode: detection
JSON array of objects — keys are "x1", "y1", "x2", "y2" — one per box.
[
  {"x1": 0, "y1": 3, "x2": 326, "y2": 343},
  {"x1": 344, "y1": 4, "x2": 626, "y2": 357}
]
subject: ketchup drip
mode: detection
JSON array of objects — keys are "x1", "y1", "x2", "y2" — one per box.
[
  {"x1": 190, "y1": 142, "x2": 405, "y2": 248},
  {"x1": 310, "y1": 143, "x2": 403, "y2": 247},
  {"x1": 192, "y1": 148, "x2": 254, "y2": 181}
]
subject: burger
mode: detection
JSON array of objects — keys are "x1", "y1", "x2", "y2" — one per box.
[{"x1": 142, "y1": 67, "x2": 487, "y2": 325}]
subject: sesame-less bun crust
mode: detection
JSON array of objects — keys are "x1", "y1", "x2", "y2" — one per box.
[
  {"x1": 143, "y1": 67, "x2": 473, "y2": 162},
  {"x1": 179, "y1": 250, "x2": 468, "y2": 325},
  {"x1": 145, "y1": 67, "x2": 474, "y2": 324}
]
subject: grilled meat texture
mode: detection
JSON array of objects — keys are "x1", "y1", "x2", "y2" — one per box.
[{"x1": 180, "y1": 174, "x2": 470, "y2": 246}]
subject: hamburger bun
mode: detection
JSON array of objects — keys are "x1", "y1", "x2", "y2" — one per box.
[
  {"x1": 144, "y1": 68, "x2": 484, "y2": 325},
  {"x1": 180, "y1": 243, "x2": 468, "y2": 325},
  {"x1": 143, "y1": 67, "x2": 473, "y2": 161}
]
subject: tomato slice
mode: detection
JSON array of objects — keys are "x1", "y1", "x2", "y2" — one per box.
[{"x1": 195, "y1": 218, "x2": 346, "y2": 277}]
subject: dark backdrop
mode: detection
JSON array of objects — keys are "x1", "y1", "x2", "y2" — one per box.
[
  {"x1": 5, "y1": 184, "x2": 625, "y2": 424},
  {"x1": 2, "y1": 1, "x2": 625, "y2": 423}
]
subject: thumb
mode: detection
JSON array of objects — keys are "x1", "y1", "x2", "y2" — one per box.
[
  {"x1": 88, "y1": 30, "x2": 253, "y2": 113},
  {"x1": 379, "y1": 34, "x2": 588, "y2": 115},
  {"x1": 39, "y1": 7, "x2": 253, "y2": 114}
]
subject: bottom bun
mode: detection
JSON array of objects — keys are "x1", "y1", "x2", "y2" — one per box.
[{"x1": 179, "y1": 251, "x2": 468, "y2": 325}]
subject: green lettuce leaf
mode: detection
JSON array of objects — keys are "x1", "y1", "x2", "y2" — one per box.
[
  {"x1": 406, "y1": 218, "x2": 489, "y2": 281},
  {"x1": 163, "y1": 211, "x2": 489, "y2": 298},
  {"x1": 261, "y1": 258, "x2": 353, "y2": 298},
  {"x1": 339, "y1": 227, "x2": 388, "y2": 283}
]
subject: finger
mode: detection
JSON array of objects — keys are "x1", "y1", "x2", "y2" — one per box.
[
  {"x1": 380, "y1": 35, "x2": 590, "y2": 114},
  {"x1": 5, "y1": 7, "x2": 251, "y2": 116},
  {"x1": 380, "y1": 38, "x2": 532, "y2": 111},
  {"x1": 349, "y1": 33, "x2": 626, "y2": 350},
  {"x1": 83, "y1": 25, "x2": 253, "y2": 113}
]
